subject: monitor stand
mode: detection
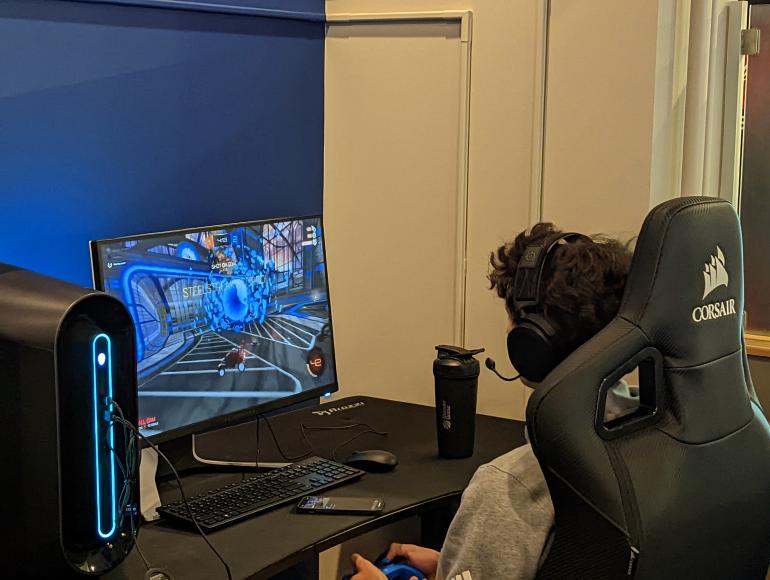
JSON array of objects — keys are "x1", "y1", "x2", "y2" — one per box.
[
  {"x1": 191, "y1": 433, "x2": 289, "y2": 469},
  {"x1": 188, "y1": 399, "x2": 321, "y2": 471},
  {"x1": 154, "y1": 417, "x2": 292, "y2": 474}
]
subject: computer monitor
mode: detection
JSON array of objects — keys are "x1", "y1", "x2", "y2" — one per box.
[{"x1": 91, "y1": 216, "x2": 337, "y2": 443}]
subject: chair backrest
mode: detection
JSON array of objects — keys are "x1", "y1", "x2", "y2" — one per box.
[{"x1": 527, "y1": 197, "x2": 770, "y2": 579}]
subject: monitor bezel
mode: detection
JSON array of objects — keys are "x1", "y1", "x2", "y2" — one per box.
[{"x1": 90, "y1": 214, "x2": 339, "y2": 444}]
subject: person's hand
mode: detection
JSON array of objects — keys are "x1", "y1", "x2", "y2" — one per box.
[
  {"x1": 386, "y1": 543, "x2": 440, "y2": 579},
  {"x1": 350, "y1": 553, "x2": 387, "y2": 580}
]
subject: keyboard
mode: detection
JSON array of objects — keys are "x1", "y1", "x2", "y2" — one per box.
[{"x1": 157, "y1": 456, "x2": 365, "y2": 531}]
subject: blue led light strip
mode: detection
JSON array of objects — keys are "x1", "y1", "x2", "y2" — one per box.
[{"x1": 92, "y1": 333, "x2": 117, "y2": 540}]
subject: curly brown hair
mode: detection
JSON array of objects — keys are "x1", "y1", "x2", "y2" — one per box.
[{"x1": 489, "y1": 223, "x2": 632, "y2": 352}]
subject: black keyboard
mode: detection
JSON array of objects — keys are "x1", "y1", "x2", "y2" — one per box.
[{"x1": 157, "y1": 456, "x2": 365, "y2": 531}]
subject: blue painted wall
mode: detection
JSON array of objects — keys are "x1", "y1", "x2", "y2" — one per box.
[{"x1": 0, "y1": 0, "x2": 324, "y2": 287}]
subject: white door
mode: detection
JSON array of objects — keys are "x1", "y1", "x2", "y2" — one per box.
[{"x1": 324, "y1": 17, "x2": 467, "y2": 407}]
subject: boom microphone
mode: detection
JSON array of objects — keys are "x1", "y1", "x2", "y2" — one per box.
[{"x1": 485, "y1": 357, "x2": 520, "y2": 382}]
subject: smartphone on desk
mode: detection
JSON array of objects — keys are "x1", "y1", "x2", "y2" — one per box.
[{"x1": 297, "y1": 495, "x2": 385, "y2": 515}]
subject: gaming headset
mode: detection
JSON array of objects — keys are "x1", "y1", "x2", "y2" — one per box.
[{"x1": 506, "y1": 232, "x2": 590, "y2": 382}]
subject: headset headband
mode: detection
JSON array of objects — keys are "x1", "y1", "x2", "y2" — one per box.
[{"x1": 512, "y1": 232, "x2": 587, "y2": 313}]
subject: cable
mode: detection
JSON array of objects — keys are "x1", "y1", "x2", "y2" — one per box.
[
  {"x1": 256, "y1": 413, "x2": 261, "y2": 469},
  {"x1": 300, "y1": 423, "x2": 389, "y2": 461},
  {"x1": 258, "y1": 412, "x2": 390, "y2": 464},
  {"x1": 242, "y1": 414, "x2": 264, "y2": 481},
  {"x1": 328, "y1": 427, "x2": 388, "y2": 462},
  {"x1": 108, "y1": 400, "x2": 138, "y2": 533},
  {"x1": 125, "y1": 442, "x2": 148, "y2": 573},
  {"x1": 261, "y1": 413, "x2": 314, "y2": 462},
  {"x1": 134, "y1": 537, "x2": 151, "y2": 571},
  {"x1": 111, "y1": 412, "x2": 233, "y2": 580}
]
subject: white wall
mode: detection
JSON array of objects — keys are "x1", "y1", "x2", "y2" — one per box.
[
  {"x1": 325, "y1": 0, "x2": 546, "y2": 421},
  {"x1": 541, "y1": 0, "x2": 687, "y2": 239}
]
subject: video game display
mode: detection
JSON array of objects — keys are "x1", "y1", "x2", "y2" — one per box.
[{"x1": 93, "y1": 217, "x2": 336, "y2": 438}]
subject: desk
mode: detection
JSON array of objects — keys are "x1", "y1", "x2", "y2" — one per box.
[{"x1": 106, "y1": 396, "x2": 525, "y2": 579}]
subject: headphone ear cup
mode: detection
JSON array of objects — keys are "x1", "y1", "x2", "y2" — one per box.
[{"x1": 507, "y1": 314, "x2": 562, "y2": 382}]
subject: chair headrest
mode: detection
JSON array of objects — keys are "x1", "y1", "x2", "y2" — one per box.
[{"x1": 619, "y1": 196, "x2": 743, "y2": 367}]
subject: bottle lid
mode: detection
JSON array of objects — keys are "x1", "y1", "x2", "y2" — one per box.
[
  {"x1": 435, "y1": 345, "x2": 485, "y2": 360},
  {"x1": 434, "y1": 345, "x2": 484, "y2": 378}
]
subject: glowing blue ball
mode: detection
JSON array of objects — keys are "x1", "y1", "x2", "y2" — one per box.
[{"x1": 222, "y1": 279, "x2": 249, "y2": 321}]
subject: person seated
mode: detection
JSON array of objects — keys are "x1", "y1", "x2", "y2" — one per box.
[{"x1": 350, "y1": 223, "x2": 635, "y2": 580}]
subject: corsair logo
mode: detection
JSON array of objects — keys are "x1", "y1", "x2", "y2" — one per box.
[
  {"x1": 702, "y1": 246, "x2": 728, "y2": 299},
  {"x1": 312, "y1": 401, "x2": 365, "y2": 417},
  {"x1": 691, "y1": 246, "x2": 736, "y2": 323}
]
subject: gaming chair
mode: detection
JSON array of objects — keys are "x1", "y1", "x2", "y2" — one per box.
[{"x1": 526, "y1": 197, "x2": 770, "y2": 579}]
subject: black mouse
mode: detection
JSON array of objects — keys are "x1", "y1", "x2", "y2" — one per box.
[{"x1": 343, "y1": 449, "x2": 398, "y2": 473}]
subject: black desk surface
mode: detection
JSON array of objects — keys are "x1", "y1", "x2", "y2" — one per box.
[{"x1": 106, "y1": 396, "x2": 525, "y2": 580}]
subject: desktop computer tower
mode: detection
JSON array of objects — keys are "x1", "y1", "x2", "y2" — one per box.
[{"x1": 0, "y1": 264, "x2": 139, "y2": 577}]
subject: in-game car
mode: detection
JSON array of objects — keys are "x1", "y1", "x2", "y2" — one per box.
[{"x1": 217, "y1": 343, "x2": 247, "y2": 376}]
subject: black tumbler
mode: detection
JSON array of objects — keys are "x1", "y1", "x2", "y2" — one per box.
[{"x1": 433, "y1": 345, "x2": 484, "y2": 458}]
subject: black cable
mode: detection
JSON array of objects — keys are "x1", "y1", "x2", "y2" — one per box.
[
  {"x1": 112, "y1": 414, "x2": 233, "y2": 580},
  {"x1": 261, "y1": 413, "x2": 314, "y2": 462},
  {"x1": 108, "y1": 401, "x2": 138, "y2": 532},
  {"x1": 329, "y1": 427, "x2": 388, "y2": 462},
  {"x1": 257, "y1": 414, "x2": 389, "y2": 464},
  {"x1": 242, "y1": 414, "x2": 264, "y2": 481},
  {"x1": 134, "y1": 537, "x2": 151, "y2": 571},
  {"x1": 256, "y1": 413, "x2": 261, "y2": 469},
  {"x1": 124, "y1": 441, "x2": 148, "y2": 573}
]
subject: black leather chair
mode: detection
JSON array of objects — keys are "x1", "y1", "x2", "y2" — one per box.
[{"x1": 527, "y1": 197, "x2": 770, "y2": 579}]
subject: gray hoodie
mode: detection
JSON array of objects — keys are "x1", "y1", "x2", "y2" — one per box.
[{"x1": 437, "y1": 382, "x2": 639, "y2": 580}]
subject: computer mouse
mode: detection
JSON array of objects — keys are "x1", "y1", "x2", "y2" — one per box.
[{"x1": 343, "y1": 449, "x2": 398, "y2": 473}]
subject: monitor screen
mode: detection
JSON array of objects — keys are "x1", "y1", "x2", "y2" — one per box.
[{"x1": 91, "y1": 216, "x2": 337, "y2": 441}]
